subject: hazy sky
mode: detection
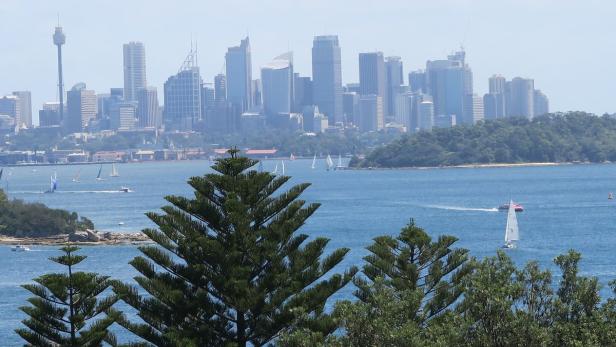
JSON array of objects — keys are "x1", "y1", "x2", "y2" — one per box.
[{"x1": 2, "y1": 0, "x2": 615, "y2": 122}]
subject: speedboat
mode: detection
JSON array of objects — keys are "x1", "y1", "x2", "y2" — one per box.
[
  {"x1": 498, "y1": 202, "x2": 524, "y2": 212},
  {"x1": 11, "y1": 245, "x2": 31, "y2": 252},
  {"x1": 119, "y1": 186, "x2": 132, "y2": 193}
]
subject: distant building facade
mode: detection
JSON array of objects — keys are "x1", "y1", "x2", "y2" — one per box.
[
  {"x1": 163, "y1": 52, "x2": 202, "y2": 131},
  {"x1": 123, "y1": 42, "x2": 146, "y2": 102},
  {"x1": 359, "y1": 52, "x2": 388, "y2": 118},
  {"x1": 137, "y1": 87, "x2": 160, "y2": 128},
  {"x1": 225, "y1": 37, "x2": 252, "y2": 113},
  {"x1": 312, "y1": 35, "x2": 343, "y2": 125},
  {"x1": 65, "y1": 83, "x2": 97, "y2": 133},
  {"x1": 358, "y1": 94, "x2": 384, "y2": 132}
]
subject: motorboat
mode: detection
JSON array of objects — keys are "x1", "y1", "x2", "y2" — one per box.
[
  {"x1": 119, "y1": 186, "x2": 132, "y2": 193},
  {"x1": 11, "y1": 245, "x2": 31, "y2": 252},
  {"x1": 498, "y1": 202, "x2": 524, "y2": 212}
]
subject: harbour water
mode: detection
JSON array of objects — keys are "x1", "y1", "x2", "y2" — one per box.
[{"x1": 2, "y1": 159, "x2": 616, "y2": 344}]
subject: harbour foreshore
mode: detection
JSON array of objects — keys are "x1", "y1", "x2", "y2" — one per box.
[{"x1": 0, "y1": 231, "x2": 151, "y2": 246}]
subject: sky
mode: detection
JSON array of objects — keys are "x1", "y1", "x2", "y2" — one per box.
[{"x1": 1, "y1": 0, "x2": 615, "y2": 122}]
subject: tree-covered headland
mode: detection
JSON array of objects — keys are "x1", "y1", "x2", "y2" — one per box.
[{"x1": 353, "y1": 112, "x2": 616, "y2": 168}]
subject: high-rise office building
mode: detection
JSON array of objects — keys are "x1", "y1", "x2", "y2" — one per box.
[
  {"x1": 464, "y1": 94, "x2": 484, "y2": 124},
  {"x1": 0, "y1": 95, "x2": 20, "y2": 124},
  {"x1": 39, "y1": 102, "x2": 61, "y2": 127},
  {"x1": 425, "y1": 50, "x2": 473, "y2": 124},
  {"x1": 110, "y1": 102, "x2": 137, "y2": 131},
  {"x1": 408, "y1": 70, "x2": 427, "y2": 93},
  {"x1": 137, "y1": 87, "x2": 160, "y2": 128},
  {"x1": 11, "y1": 91, "x2": 32, "y2": 127},
  {"x1": 484, "y1": 74, "x2": 507, "y2": 119},
  {"x1": 214, "y1": 74, "x2": 227, "y2": 102},
  {"x1": 312, "y1": 35, "x2": 343, "y2": 125},
  {"x1": 261, "y1": 52, "x2": 293, "y2": 117},
  {"x1": 225, "y1": 37, "x2": 252, "y2": 113},
  {"x1": 293, "y1": 73, "x2": 313, "y2": 112},
  {"x1": 508, "y1": 77, "x2": 534, "y2": 118},
  {"x1": 163, "y1": 51, "x2": 202, "y2": 131},
  {"x1": 358, "y1": 95, "x2": 384, "y2": 132},
  {"x1": 123, "y1": 42, "x2": 147, "y2": 102},
  {"x1": 343, "y1": 92, "x2": 360, "y2": 126},
  {"x1": 489, "y1": 74, "x2": 506, "y2": 94},
  {"x1": 534, "y1": 89, "x2": 549, "y2": 116},
  {"x1": 359, "y1": 52, "x2": 388, "y2": 118},
  {"x1": 385, "y1": 56, "x2": 403, "y2": 119},
  {"x1": 418, "y1": 100, "x2": 434, "y2": 131},
  {"x1": 66, "y1": 83, "x2": 97, "y2": 133}
]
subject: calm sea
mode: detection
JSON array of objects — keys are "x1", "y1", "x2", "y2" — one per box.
[{"x1": 2, "y1": 159, "x2": 616, "y2": 344}]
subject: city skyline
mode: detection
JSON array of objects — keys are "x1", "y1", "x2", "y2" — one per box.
[{"x1": 1, "y1": 0, "x2": 613, "y2": 120}]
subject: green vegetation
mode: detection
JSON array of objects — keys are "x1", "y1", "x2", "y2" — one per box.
[
  {"x1": 0, "y1": 188, "x2": 94, "y2": 237},
  {"x1": 113, "y1": 149, "x2": 356, "y2": 346},
  {"x1": 352, "y1": 112, "x2": 616, "y2": 168},
  {"x1": 16, "y1": 245, "x2": 119, "y2": 346},
  {"x1": 15, "y1": 152, "x2": 616, "y2": 346}
]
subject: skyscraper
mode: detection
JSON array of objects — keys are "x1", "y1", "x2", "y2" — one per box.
[
  {"x1": 123, "y1": 42, "x2": 147, "y2": 102},
  {"x1": 137, "y1": 87, "x2": 160, "y2": 128},
  {"x1": 425, "y1": 50, "x2": 473, "y2": 124},
  {"x1": 312, "y1": 35, "x2": 343, "y2": 125},
  {"x1": 0, "y1": 95, "x2": 20, "y2": 129},
  {"x1": 293, "y1": 73, "x2": 313, "y2": 112},
  {"x1": 358, "y1": 95, "x2": 384, "y2": 132},
  {"x1": 163, "y1": 50, "x2": 202, "y2": 131},
  {"x1": 225, "y1": 37, "x2": 252, "y2": 113},
  {"x1": 12, "y1": 91, "x2": 32, "y2": 127},
  {"x1": 110, "y1": 102, "x2": 137, "y2": 131},
  {"x1": 261, "y1": 52, "x2": 293, "y2": 117},
  {"x1": 418, "y1": 100, "x2": 434, "y2": 131},
  {"x1": 484, "y1": 74, "x2": 507, "y2": 119},
  {"x1": 408, "y1": 70, "x2": 427, "y2": 93},
  {"x1": 53, "y1": 25, "x2": 66, "y2": 123},
  {"x1": 508, "y1": 77, "x2": 534, "y2": 118},
  {"x1": 66, "y1": 83, "x2": 97, "y2": 133},
  {"x1": 214, "y1": 74, "x2": 227, "y2": 102},
  {"x1": 343, "y1": 92, "x2": 359, "y2": 126},
  {"x1": 359, "y1": 52, "x2": 388, "y2": 118},
  {"x1": 385, "y1": 56, "x2": 403, "y2": 119},
  {"x1": 39, "y1": 102, "x2": 61, "y2": 127},
  {"x1": 534, "y1": 89, "x2": 549, "y2": 116},
  {"x1": 464, "y1": 94, "x2": 484, "y2": 124}
]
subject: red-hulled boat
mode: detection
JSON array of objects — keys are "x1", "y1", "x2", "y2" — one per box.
[{"x1": 498, "y1": 202, "x2": 524, "y2": 212}]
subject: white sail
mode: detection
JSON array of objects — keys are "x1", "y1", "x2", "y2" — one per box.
[
  {"x1": 110, "y1": 163, "x2": 119, "y2": 177},
  {"x1": 337, "y1": 155, "x2": 343, "y2": 167},
  {"x1": 272, "y1": 163, "x2": 278, "y2": 175},
  {"x1": 326, "y1": 154, "x2": 334, "y2": 170},
  {"x1": 504, "y1": 200, "x2": 519, "y2": 244},
  {"x1": 281, "y1": 160, "x2": 285, "y2": 175},
  {"x1": 311, "y1": 154, "x2": 316, "y2": 169}
]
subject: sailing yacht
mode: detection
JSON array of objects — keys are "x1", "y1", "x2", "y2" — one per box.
[
  {"x1": 311, "y1": 154, "x2": 317, "y2": 169},
  {"x1": 96, "y1": 165, "x2": 104, "y2": 181},
  {"x1": 290, "y1": 153, "x2": 296, "y2": 161},
  {"x1": 72, "y1": 169, "x2": 81, "y2": 182},
  {"x1": 503, "y1": 200, "x2": 520, "y2": 249},
  {"x1": 44, "y1": 174, "x2": 58, "y2": 194},
  {"x1": 272, "y1": 163, "x2": 278, "y2": 175},
  {"x1": 281, "y1": 160, "x2": 285, "y2": 175},
  {"x1": 335, "y1": 155, "x2": 344, "y2": 170},
  {"x1": 110, "y1": 163, "x2": 119, "y2": 177},
  {"x1": 326, "y1": 154, "x2": 334, "y2": 171}
]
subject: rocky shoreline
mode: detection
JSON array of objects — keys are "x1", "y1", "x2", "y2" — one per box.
[{"x1": 0, "y1": 230, "x2": 151, "y2": 246}]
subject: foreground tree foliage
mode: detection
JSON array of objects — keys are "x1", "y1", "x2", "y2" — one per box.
[
  {"x1": 114, "y1": 149, "x2": 357, "y2": 346},
  {"x1": 353, "y1": 112, "x2": 616, "y2": 168},
  {"x1": 16, "y1": 245, "x2": 118, "y2": 346}
]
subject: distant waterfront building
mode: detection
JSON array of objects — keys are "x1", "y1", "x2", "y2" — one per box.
[
  {"x1": 508, "y1": 77, "x2": 534, "y2": 118},
  {"x1": 225, "y1": 37, "x2": 252, "y2": 113},
  {"x1": 489, "y1": 74, "x2": 507, "y2": 94},
  {"x1": 11, "y1": 91, "x2": 32, "y2": 127},
  {"x1": 163, "y1": 51, "x2": 202, "y2": 131},
  {"x1": 408, "y1": 70, "x2": 427, "y2": 93},
  {"x1": 110, "y1": 102, "x2": 137, "y2": 130},
  {"x1": 312, "y1": 35, "x2": 343, "y2": 125},
  {"x1": 137, "y1": 87, "x2": 160, "y2": 128},
  {"x1": 39, "y1": 101, "x2": 61, "y2": 127},
  {"x1": 385, "y1": 56, "x2": 403, "y2": 120},
  {"x1": 358, "y1": 94, "x2": 384, "y2": 132},
  {"x1": 418, "y1": 100, "x2": 434, "y2": 131},
  {"x1": 534, "y1": 89, "x2": 549, "y2": 116},
  {"x1": 66, "y1": 83, "x2": 97, "y2": 133},
  {"x1": 313, "y1": 111, "x2": 329, "y2": 133},
  {"x1": 0, "y1": 95, "x2": 20, "y2": 128},
  {"x1": 261, "y1": 52, "x2": 293, "y2": 118},
  {"x1": 433, "y1": 114, "x2": 456, "y2": 129},
  {"x1": 123, "y1": 42, "x2": 147, "y2": 102},
  {"x1": 394, "y1": 91, "x2": 412, "y2": 129},
  {"x1": 359, "y1": 52, "x2": 388, "y2": 118},
  {"x1": 342, "y1": 92, "x2": 360, "y2": 126}
]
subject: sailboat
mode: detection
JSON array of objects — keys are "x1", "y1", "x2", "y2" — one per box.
[
  {"x1": 96, "y1": 165, "x2": 104, "y2": 181},
  {"x1": 326, "y1": 154, "x2": 334, "y2": 171},
  {"x1": 72, "y1": 169, "x2": 81, "y2": 182},
  {"x1": 311, "y1": 154, "x2": 316, "y2": 169},
  {"x1": 503, "y1": 200, "x2": 520, "y2": 249},
  {"x1": 281, "y1": 160, "x2": 285, "y2": 175},
  {"x1": 110, "y1": 163, "x2": 119, "y2": 177},
  {"x1": 44, "y1": 173, "x2": 58, "y2": 194},
  {"x1": 272, "y1": 163, "x2": 278, "y2": 175},
  {"x1": 290, "y1": 153, "x2": 296, "y2": 161},
  {"x1": 335, "y1": 154, "x2": 344, "y2": 170}
]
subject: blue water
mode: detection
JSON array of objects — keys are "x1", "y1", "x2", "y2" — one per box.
[{"x1": 2, "y1": 160, "x2": 616, "y2": 344}]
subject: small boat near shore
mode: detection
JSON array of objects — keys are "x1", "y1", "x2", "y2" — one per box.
[
  {"x1": 11, "y1": 245, "x2": 31, "y2": 252},
  {"x1": 119, "y1": 186, "x2": 132, "y2": 193},
  {"x1": 498, "y1": 202, "x2": 524, "y2": 212}
]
